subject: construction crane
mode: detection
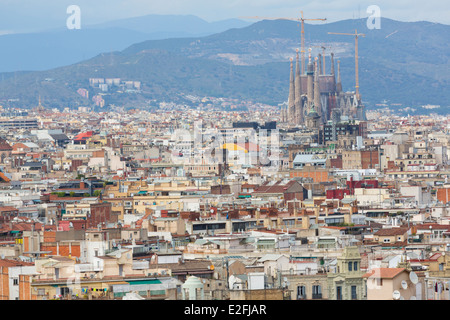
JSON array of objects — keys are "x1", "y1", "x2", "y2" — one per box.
[
  {"x1": 240, "y1": 11, "x2": 326, "y2": 74},
  {"x1": 328, "y1": 29, "x2": 365, "y2": 101}
]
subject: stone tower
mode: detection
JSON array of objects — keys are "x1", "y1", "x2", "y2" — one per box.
[
  {"x1": 306, "y1": 49, "x2": 314, "y2": 111},
  {"x1": 294, "y1": 50, "x2": 303, "y2": 125},
  {"x1": 288, "y1": 58, "x2": 296, "y2": 125},
  {"x1": 313, "y1": 57, "x2": 322, "y2": 122},
  {"x1": 336, "y1": 60, "x2": 342, "y2": 93}
]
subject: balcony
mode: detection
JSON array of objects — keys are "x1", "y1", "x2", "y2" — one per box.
[{"x1": 312, "y1": 293, "x2": 323, "y2": 299}]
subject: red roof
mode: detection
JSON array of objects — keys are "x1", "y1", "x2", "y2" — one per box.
[
  {"x1": 374, "y1": 227, "x2": 409, "y2": 236},
  {"x1": 73, "y1": 131, "x2": 93, "y2": 141},
  {"x1": 417, "y1": 223, "x2": 450, "y2": 230},
  {"x1": 0, "y1": 259, "x2": 34, "y2": 268},
  {"x1": 363, "y1": 268, "x2": 406, "y2": 279},
  {"x1": 0, "y1": 206, "x2": 18, "y2": 212}
]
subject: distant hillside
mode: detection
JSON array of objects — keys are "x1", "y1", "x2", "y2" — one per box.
[
  {"x1": 0, "y1": 18, "x2": 448, "y2": 113},
  {"x1": 90, "y1": 14, "x2": 250, "y2": 37},
  {"x1": 0, "y1": 14, "x2": 251, "y2": 73}
]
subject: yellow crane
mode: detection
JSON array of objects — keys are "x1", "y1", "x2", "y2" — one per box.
[
  {"x1": 328, "y1": 29, "x2": 365, "y2": 100},
  {"x1": 240, "y1": 11, "x2": 326, "y2": 74}
]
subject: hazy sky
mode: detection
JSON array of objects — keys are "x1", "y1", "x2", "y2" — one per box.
[{"x1": 0, "y1": 0, "x2": 448, "y2": 34}]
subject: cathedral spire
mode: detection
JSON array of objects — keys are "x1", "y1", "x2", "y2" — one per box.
[
  {"x1": 306, "y1": 48, "x2": 314, "y2": 110},
  {"x1": 330, "y1": 52, "x2": 335, "y2": 76},
  {"x1": 314, "y1": 57, "x2": 322, "y2": 121},
  {"x1": 336, "y1": 60, "x2": 342, "y2": 93},
  {"x1": 330, "y1": 52, "x2": 336, "y2": 93},
  {"x1": 295, "y1": 49, "x2": 303, "y2": 125},
  {"x1": 318, "y1": 53, "x2": 323, "y2": 76},
  {"x1": 288, "y1": 58, "x2": 296, "y2": 125}
]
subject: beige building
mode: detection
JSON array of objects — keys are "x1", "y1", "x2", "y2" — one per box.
[
  {"x1": 349, "y1": 188, "x2": 391, "y2": 207},
  {"x1": 363, "y1": 268, "x2": 422, "y2": 300},
  {"x1": 342, "y1": 150, "x2": 362, "y2": 170},
  {"x1": 373, "y1": 227, "x2": 409, "y2": 244},
  {"x1": 284, "y1": 273, "x2": 329, "y2": 300},
  {"x1": 327, "y1": 246, "x2": 366, "y2": 300},
  {"x1": 149, "y1": 217, "x2": 186, "y2": 235}
]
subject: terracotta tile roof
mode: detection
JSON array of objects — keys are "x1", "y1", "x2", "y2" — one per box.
[
  {"x1": 0, "y1": 259, "x2": 34, "y2": 267},
  {"x1": 374, "y1": 227, "x2": 409, "y2": 236},
  {"x1": 0, "y1": 206, "x2": 18, "y2": 212},
  {"x1": 417, "y1": 223, "x2": 450, "y2": 230},
  {"x1": 0, "y1": 139, "x2": 12, "y2": 151},
  {"x1": 362, "y1": 268, "x2": 406, "y2": 279}
]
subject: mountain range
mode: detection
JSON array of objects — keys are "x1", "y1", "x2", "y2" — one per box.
[
  {"x1": 0, "y1": 16, "x2": 448, "y2": 114},
  {"x1": 0, "y1": 14, "x2": 251, "y2": 73}
]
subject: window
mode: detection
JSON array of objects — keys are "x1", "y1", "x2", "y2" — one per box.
[
  {"x1": 297, "y1": 286, "x2": 306, "y2": 300},
  {"x1": 336, "y1": 286, "x2": 342, "y2": 300},
  {"x1": 312, "y1": 285, "x2": 322, "y2": 299},
  {"x1": 351, "y1": 286, "x2": 357, "y2": 300},
  {"x1": 376, "y1": 278, "x2": 383, "y2": 287},
  {"x1": 354, "y1": 262, "x2": 358, "y2": 271},
  {"x1": 348, "y1": 262, "x2": 353, "y2": 272},
  {"x1": 13, "y1": 278, "x2": 19, "y2": 286}
]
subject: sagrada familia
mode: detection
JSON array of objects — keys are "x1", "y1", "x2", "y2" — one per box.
[{"x1": 281, "y1": 48, "x2": 366, "y2": 129}]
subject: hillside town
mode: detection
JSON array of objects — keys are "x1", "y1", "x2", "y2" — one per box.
[{"x1": 0, "y1": 95, "x2": 448, "y2": 301}]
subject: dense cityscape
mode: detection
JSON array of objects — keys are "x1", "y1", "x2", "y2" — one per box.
[{"x1": 0, "y1": 3, "x2": 449, "y2": 306}]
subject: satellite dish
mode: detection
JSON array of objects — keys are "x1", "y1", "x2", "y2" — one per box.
[
  {"x1": 0, "y1": 254, "x2": 4, "y2": 259},
  {"x1": 401, "y1": 280, "x2": 408, "y2": 289},
  {"x1": 399, "y1": 296, "x2": 404, "y2": 300},
  {"x1": 393, "y1": 290, "x2": 401, "y2": 300},
  {"x1": 409, "y1": 272, "x2": 418, "y2": 284},
  {"x1": 410, "y1": 296, "x2": 416, "y2": 300}
]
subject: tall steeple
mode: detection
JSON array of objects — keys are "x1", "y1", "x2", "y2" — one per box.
[
  {"x1": 314, "y1": 57, "x2": 322, "y2": 121},
  {"x1": 336, "y1": 60, "x2": 342, "y2": 93},
  {"x1": 288, "y1": 58, "x2": 296, "y2": 125},
  {"x1": 306, "y1": 48, "x2": 314, "y2": 111},
  {"x1": 330, "y1": 52, "x2": 336, "y2": 93},
  {"x1": 318, "y1": 53, "x2": 323, "y2": 76},
  {"x1": 330, "y1": 52, "x2": 335, "y2": 76},
  {"x1": 294, "y1": 49, "x2": 303, "y2": 125}
]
